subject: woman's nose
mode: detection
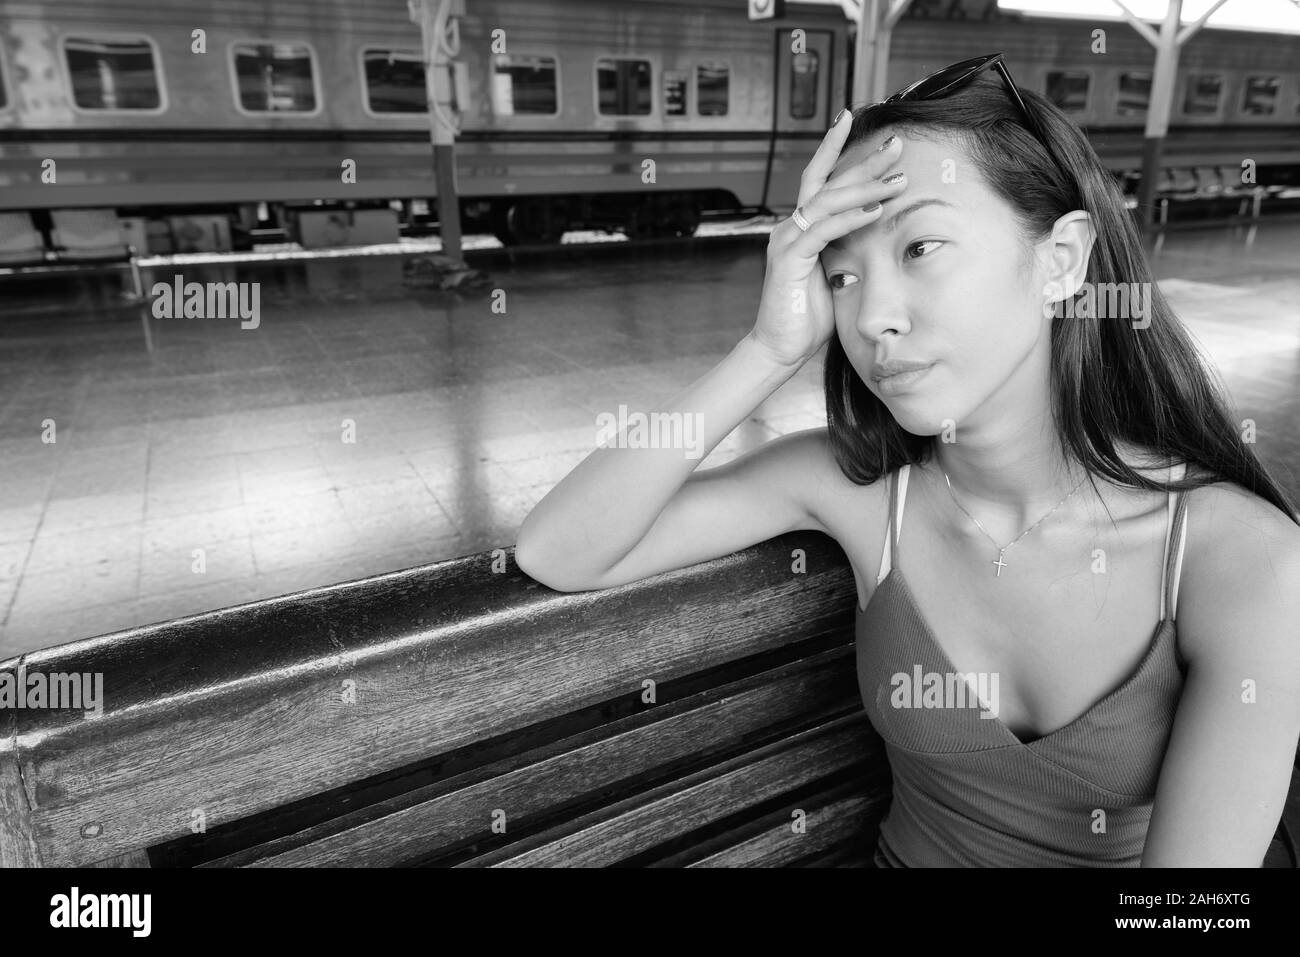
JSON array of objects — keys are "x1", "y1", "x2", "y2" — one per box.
[{"x1": 855, "y1": 277, "x2": 911, "y2": 341}]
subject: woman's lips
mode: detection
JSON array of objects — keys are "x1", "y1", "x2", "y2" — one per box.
[{"x1": 873, "y1": 362, "x2": 935, "y2": 395}]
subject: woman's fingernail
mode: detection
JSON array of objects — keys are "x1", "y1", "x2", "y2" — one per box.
[
  {"x1": 882, "y1": 171, "x2": 905, "y2": 185},
  {"x1": 863, "y1": 202, "x2": 882, "y2": 213},
  {"x1": 832, "y1": 107, "x2": 848, "y2": 128},
  {"x1": 877, "y1": 135, "x2": 898, "y2": 151}
]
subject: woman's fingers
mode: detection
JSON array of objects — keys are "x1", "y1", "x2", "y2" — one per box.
[
  {"x1": 803, "y1": 171, "x2": 907, "y2": 227},
  {"x1": 784, "y1": 200, "x2": 890, "y2": 259},
  {"x1": 777, "y1": 133, "x2": 905, "y2": 251},
  {"x1": 796, "y1": 107, "x2": 856, "y2": 209},
  {"x1": 778, "y1": 170, "x2": 907, "y2": 257},
  {"x1": 819, "y1": 133, "x2": 902, "y2": 194}
]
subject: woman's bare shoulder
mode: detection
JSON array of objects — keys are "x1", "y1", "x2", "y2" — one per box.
[
  {"x1": 1108, "y1": 443, "x2": 1300, "y2": 667},
  {"x1": 1173, "y1": 466, "x2": 1300, "y2": 659},
  {"x1": 783, "y1": 427, "x2": 895, "y2": 609},
  {"x1": 1108, "y1": 442, "x2": 1297, "y2": 533},
  {"x1": 1110, "y1": 441, "x2": 1225, "y2": 489},
  {"x1": 1182, "y1": 476, "x2": 1300, "y2": 544},
  {"x1": 777, "y1": 426, "x2": 892, "y2": 533}
]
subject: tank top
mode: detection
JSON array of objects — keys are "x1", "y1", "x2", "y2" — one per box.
[{"x1": 858, "y1": 462, "x2": 1191, "y2": 867}]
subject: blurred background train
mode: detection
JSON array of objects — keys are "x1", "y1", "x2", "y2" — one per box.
[{"x1": 1, "y1": 0, "x2": 1299, "y2": 251}]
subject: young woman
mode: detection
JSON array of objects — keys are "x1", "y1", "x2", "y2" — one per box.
[{"x1": 514, "y1": 55, "x2": 1300, "y2": 867}]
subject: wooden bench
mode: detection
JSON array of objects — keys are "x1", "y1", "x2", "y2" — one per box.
[
  {"x1": 0, "y1": 531, "x2": 886, "y2": 868},
  {"x1": 2, "y1": 529, "x2": 1296, "y2": 868}
]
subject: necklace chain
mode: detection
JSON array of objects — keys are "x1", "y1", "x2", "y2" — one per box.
[{"x1": 941, "y1": 467, "x2": 1086, "y2": 578}]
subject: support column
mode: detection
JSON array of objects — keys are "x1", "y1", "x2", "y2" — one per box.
[
  {"x1": 850, "y1": 0, "x2": 912, "y2": 107},
  {"x1": 410, "y1": 0, "x2": 466, "y2": 267},
  {"x1": 1113, "y1": 0, "x2": 1231, "y2": 237},
  {"x1": 1133, "y1": 0, "x2": 1182, "y2": 235}
]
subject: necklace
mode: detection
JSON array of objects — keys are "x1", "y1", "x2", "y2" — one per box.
[{"x1": 941, "y1": 467, "x2": 1086, "y2": 578}]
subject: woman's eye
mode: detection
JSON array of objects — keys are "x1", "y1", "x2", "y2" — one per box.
[
  {"x1": 905, "y1": 240, "x2": 943, "y2": 260},
  {"x1": 827, "y1": 243, "x2": 941, "y2": 288}
]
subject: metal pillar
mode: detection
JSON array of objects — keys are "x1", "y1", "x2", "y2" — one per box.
[
  {"x1": 1113, "y1": 0, "x2": 1231, "y2": 235},
  {"x1": 848, "y1": 0, "x2": 912, "y2": 106},
  {"x1": 410, "y1": 0, "x2": 466, "y2": 266}
]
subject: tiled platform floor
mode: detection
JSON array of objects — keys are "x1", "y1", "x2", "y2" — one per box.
[{"x1": 2, "y1": 223, "x2": 1298, "y2": 656}]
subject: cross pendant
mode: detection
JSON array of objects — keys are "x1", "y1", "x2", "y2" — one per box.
[{"x1": 993, "y1": 551, "x2": 1008, "y2": 577}]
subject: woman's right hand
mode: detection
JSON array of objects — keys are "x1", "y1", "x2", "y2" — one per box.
[{"x1": 749, "y1": 109, "x2": 908, "y2": 368}]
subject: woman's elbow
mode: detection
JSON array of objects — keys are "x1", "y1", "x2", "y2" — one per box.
[{"x1": 514, "y1": 534, "x2": 588, "y2": 593}]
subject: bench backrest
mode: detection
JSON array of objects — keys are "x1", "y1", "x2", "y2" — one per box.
[
  {"x1": 1163, "y1": 166, "x2": 1199, "y2": 193},
  {"x1": 48, "y1": 208, "x2": 129, "y2": 259},
  {"x1": 1192, "y1": 166, "x2": 1224, "y2": 193},
  {"x1": 0, "y1": 212, "x2": 46, "y2": 263},
  {"x1": 0, "y1": 531, "x2": 883, "y2": 868}
]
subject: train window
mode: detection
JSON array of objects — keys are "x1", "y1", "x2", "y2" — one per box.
[
  {"x1": 597, "y1": 58, "x2": 651, "y2": 115},
  {"x1": 1116, "y1": 72, "x2": 1151, "y2": 116},
  {"x1": 1045, "y1": 71, "x2": 1089, "y2": 112},
  {"x1": 1241, "y1": 75, "x2": 1279, "y2": 115},
  {"x1": 664, "y1": 70, "x2": 687, "y2": 116},
  {"x1": 697, "y1": 62, "x2": 729, "y2": 116},
  {"x1": 790, "y1": 51, "x2": 819, "y2": 119},
  {"x1": 363, "y1": 49, "x2": 426, "y2": 114},
  {"x1": 493, "y1": 54, "x2": 558, "y2": 115},
  {"x1": 1182, "y1": 74, "x2": 1222, "y2": 115},
  {"x1": 62, "y1": 37, "x2": 162, "y2": 110},
  {"x1": 232, "y1": 42, "x2": 317, "y2": 113}
]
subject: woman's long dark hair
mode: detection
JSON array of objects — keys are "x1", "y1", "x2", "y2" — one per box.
[{"x1": 824, "y1": 75, "x2": 1300, "y2": 525}]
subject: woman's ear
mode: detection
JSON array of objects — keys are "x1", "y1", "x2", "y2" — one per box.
[{"x1": 1041, "y1": 211, "x2": 1096, "y2": 303}]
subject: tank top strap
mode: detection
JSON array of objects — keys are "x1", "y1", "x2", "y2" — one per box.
[
  {"x1": 876, "y1": 464, "x2": 912, "y2": 586},
  {"x1": 1158, "y1": 461, "x2": 1191, "y2": 623}
]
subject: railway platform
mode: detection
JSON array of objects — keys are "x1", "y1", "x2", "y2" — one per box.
[{"x1": 1, "y1": 220, "x2": 1298, "y2": 656}]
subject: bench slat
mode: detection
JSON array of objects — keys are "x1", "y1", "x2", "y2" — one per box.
[
  {"x1": 195, "y1": 649, "x2": 863, "y2": 867},
  {"x1": 685, "y1": 789, "x2": 882, "y2": 867},
  {"x1": 456, "y1": 713, "x2": 874, "y2": 867}
]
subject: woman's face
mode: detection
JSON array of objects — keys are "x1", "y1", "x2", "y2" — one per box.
[{"x1": 820, "y1": 129, "x2": 1051, "y2": 438}]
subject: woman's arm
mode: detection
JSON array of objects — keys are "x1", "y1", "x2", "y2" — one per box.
[
  {"x1": 516, "y1": 111, "x2": 906, "y2": 592},
  {"x1": 514, "y1": 336, "x2": 815, "y2": 592},
  {"x1": 1141, "y1": 483, "x2": 1300, "y2": 867}
]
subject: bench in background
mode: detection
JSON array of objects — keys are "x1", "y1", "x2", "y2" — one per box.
[{"x1": 0, "y1": 209, "x2": 144, "y2": 299}]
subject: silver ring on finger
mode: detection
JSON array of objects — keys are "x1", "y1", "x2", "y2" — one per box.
[{"x1": 791, "y1": 206, "x2": 813, "y2": 232}]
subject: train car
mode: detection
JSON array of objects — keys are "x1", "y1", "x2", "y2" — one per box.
[{"x1": 0, "y1": 0, "x2": 1297, "y2": 248}]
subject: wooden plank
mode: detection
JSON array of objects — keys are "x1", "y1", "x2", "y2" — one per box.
[
  {"x1": 200, "y1": 650, "x2": 863, "y2": 867},
  {"x1": 0, "y1": 655, "x2": 43, "y2": 866},
  {"x1": 17, "y1": 532, "x2": 855, "y2": 866},
  {"x1": 641, "y1": 775, "x2": 883, "y2": 867},
  {"x1": 457, "y1": 713, "x2": 874, "y2": 867},
  {"x1": 86, "y1": 850, "x2": 152, "y2": 868},
  {"x1": 686, "y1": 789, "x2": 885, "y2": 868}
]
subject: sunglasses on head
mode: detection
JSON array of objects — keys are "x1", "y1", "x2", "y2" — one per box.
[{"x1": 880, "y1": 53, "x2": 1063, "y2": 177}]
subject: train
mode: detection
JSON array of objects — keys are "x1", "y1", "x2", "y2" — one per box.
[{"x1": 1, "y1": 0, "x2": 1298, "y2": 250}]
